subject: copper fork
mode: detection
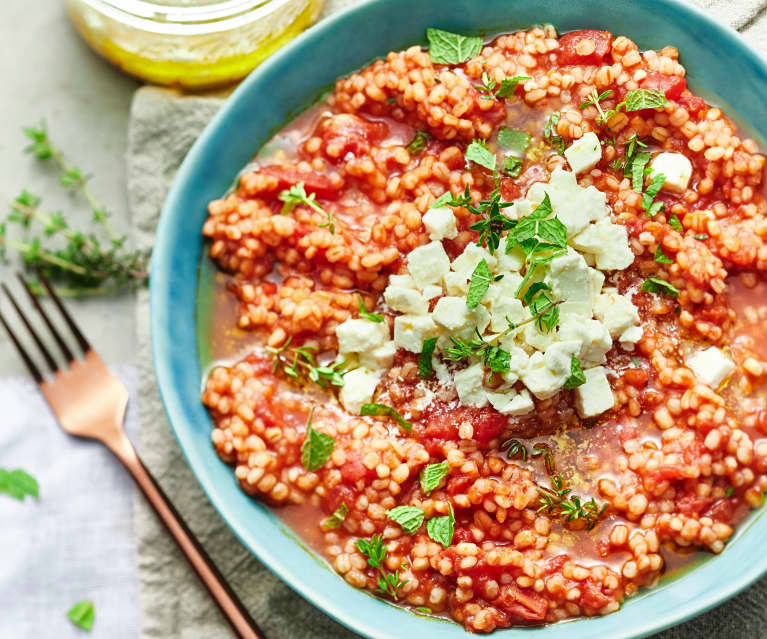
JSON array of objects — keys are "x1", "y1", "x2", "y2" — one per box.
[{"x1": 0, "y1": 270, "x2": 264, "y2": 639}]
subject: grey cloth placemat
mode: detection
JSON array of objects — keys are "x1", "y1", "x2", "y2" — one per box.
[{"x1": 127, "y1": 2, "x2": 767, "y2": 637}]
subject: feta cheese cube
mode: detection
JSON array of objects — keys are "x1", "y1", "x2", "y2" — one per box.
[
  {"x1": 340, "y1": 367, "x2": 382, "y2": 414},
  {"x1": 498, "y1": 343, "x2": 530, "y2": 385},
  {"x1": 359, "y1": 341, "x2": 397, "y2": 369},
  {"x1": 521, "y1": 351, "x2": 565, "y2": 399},
  {"x1": 388, "y1": 274, "x2": 416, "y2": 289},
  {"x1": 686, "y1": 347, "x2": 735, "y2": 388},
  {"x1": 496, "y1": 246, "x2": 526, "y2": 272},
  {"x1": 393, "y1": 314, "x2": 439, "y2": 353},
  {"x1": 407, "y1": 241, "x2": 451, "y2": 288},
  {"x1": 422, "y1": 206, "x2": 458, "y2": 240},
  {"x1": 547, "y1": 250, "x2": 591, "y2": 307},
  {"x1": 384, "y1": 285, "x2": 428, "y2": 315},
  {"x1": 443, "y1": 271, "x2": 470, "y2": 296},
  {"x1": 336, "y1": 319, "x2": 389, "y2": 354},
  {"x1": 543, "y1": 340, "x2": 581, "y2": 377},
  {"x1": 433, "y1": 296, "x2": 473, "y2": 332},
  {"x1": 588, "y1": 268, "x2": 605, "y2": 305},
  {"x1": 422, "y1": 285, "x2": 443, "y2": 300},
  {"x1": 453, "y1": 363, "x2": 488, "y2": 407},
  {"x1": 564, "y1": 132, "x2": 602, "y2": 174},
  {"x1": 451, "y1": 244, "x2": 497, "y2": 280},
  {"x1": 571, "y1": 219, "x2": 634, "y2": 270},
  {"x1": 619, "y1": 325, "x2": 643, "y2": 350},
  {"x1": 523, "y1": 321, "x2": 557, "y2": 351},
  {"x1": 559, "y1": 318, "x2": 612, "y2": 366},
  {"x1": 487, "y1": 389, "x2": 535, "y2": 416},
  {"x1": 648, "y1": 152, "x2": 693, "y2": 194},
  {"x1": 594, "y1": 290, "x2": 640, "y2": 338},
  {"x1": 575, "y1": 366, "x2": 614, "y2": 418}
]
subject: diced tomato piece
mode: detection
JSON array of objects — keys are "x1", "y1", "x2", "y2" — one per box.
[
  {"x1": 580, "y1": 579, "x2": 612, "y2": 610},
  {"x1": 704, "y1": 497, "x2": 740, "y2": 523},
  {"x1": 677, "y1": 92, "x2": 706, "y2": 114},
  {"x1": 622, "y1": 368, "x2": 649, "y2": 388},
  {"x1": 259, "y1": 165, "x2": 341, "y2": 199},
  {"x1": 558, "y1": 30, "x2": 613, "y2": 65},
  {"x1": 676, "y1": 494, "x2": 713, "y2": 516},
  {"x1": 471, "y1": 409, "x2": 507, "y2": 445},
  {"x1": 640, "y1": 72, "x2": 687, "y2": 100},
  {"x1": 499, "y1": 177, "x2": 522, "y2": 201},
  {"x1": 316, "y1": 113, "x2": 388, "y2": 157},
  {"x1": 543, "y1": 554, "x2": 569, "y2": 575},
  {"x1": 452, "y1": 527, "x2": 474, "y2": 544},
  {"x1": 323, "y1": 484, "x2": 357, "y2": 514},
  {"x1": 339, "y1": 454, "x2": 375, "y2": 484},
  {"x1": 497, "y1": 585, "x2": 548, "y2": 622},
  {"x1": 446, "y1": 475, "x2": 474, "y2": 495}
]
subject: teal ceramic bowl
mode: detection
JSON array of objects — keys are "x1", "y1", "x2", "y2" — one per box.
[{"x1": 151, "y1": 1, "x2": 767, "y2": 637}]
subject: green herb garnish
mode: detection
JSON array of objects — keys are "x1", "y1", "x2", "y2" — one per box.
[
  {"x1": 725, "y1": 486, "x2": 734, "y2": 498},
  {"x1": 502, "y1": 155, "x2": 523, "y2": 177},
  {"x1": 578, "y1": 88, "x2": 613, "y2": 124},
  {"x1": 695, "y1": 233, "x2": 709, "y2": 241},
  {"x1": 497, "y1": 127, "x2": 531, "y2": 154},
  {"x1": 300, "y1": 409, "x2": 336, "y2": 471},
  {"x1": 267, "y1": 338, "x2": 346, "y2": 388},
  {"x1": 630, "y1": 152, "x2": 651, "y2": 193},
  {"x1": 386, "y1": 505, "x2": 425, "y2": 534},
  {"x1": 641, "y1": 276, "x2": 680, "y2": 299},
  {"x1": 420, "y1": 461, "x2": 450, "y2": 495},
  {"x1": 537, "y1": 474, "x2": 607, "y2": 530},
  {"x1": 543, "y1": 112, "x2": 565, "y2": 154},
  {"x1": 563, "y1": 356, "x2": 586, "y2": 389},
  {"x1": 426, "y1": 28, "x2": 482, "y2": 65},
  {"x1": 67, "y1": 601, "x2": 95, "y2": 631},
  {"x1": 426, "y1": 503, "x2": 455, "y2": 548},
  {"x1": 406, "y1": 129, "x2": 432, "y2": 155},
  {"x1": 642, "y1": 173, "x2": 666, "y2": 216},
  {"x1": 465, "y1": 139, "x2": 496, "y2": 171},
  {"x1": 356, "y1": 534, "x2": 408, "y2": 600},
  {"x1": 360, "y1": 403, "x2": 413, "y2": 433},
  {"x1": 357, "y1": 293, "x2": 384, "y2": 323},
  {"x1": 500, "y1": 438, "x2": 528, "y2": 461},
  {"x1": 418, "y1": 336, "x2": 438, "y2": 380},
  {"x1": 668, "y1": 213, "x2": 683, "y2": 232},
  {"x1": 496, "y1": 75, "x2": 530, "y2": 98},
  {"x1": 654, "y1": 245, "x2": 673, "y2": 264},
  {"x1": 624, "y1": 88, "x2": 669, "y2": 111},
  {"x1": 321, "y1": 502, "x2": 349, "y2": 530},
  {"x1": 0, "y1": 468, "x2": 39, "y2": 501},
  {"x1": 466, "y1": 258, "x2": 493, "y2": 308}
]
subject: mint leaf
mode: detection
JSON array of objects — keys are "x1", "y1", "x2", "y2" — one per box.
[
  {"x1": 466, "y1": 258, "x2": 492, "y2": 308},
  {"x1": 563, "y1": 356, "x2": 586, "y2": 389},
  {"x1": 300, "y1": 410, "x2": 335, "y2": 471},
  {"x1": 407, "y1": 129, "x2": 431, "y2": 155},
  {"x1": 642, "y1": 173, "x2": 666, "y2": 216},
  {"x1": 654, "y1": 245, "x2": 673, "y2": 264},
  {"x1": 668, "y1": 213, "x2": 683, "y2": 232},
  {"x1": 418, "y1": 337, "x2": 438, "y2": 380},
  {"x1": 0, "y1": 468, "x2": 39, "y2": 500},
  {"x1": 360, "y1": 403, "x2": 413, "y2": 433},
  {"x1": 465, "y1": 139, "x2": 496, "y2": 171},
  {"x1": 431, "y1": 191, "x2": 454, "y2": 208},
  {"x1": 497, "y1": 127, "x2": 531, "y2": 154},
  {"x1": 502, "y1": 155, "x2": 523, "y2": 177},
  {"x1": 357, "y1": 293, "x2": 384, "y2": 323},
  {"x1": 426, "y1": 503, "x2": 455, "y2": 548},
  {"x1": 321, "y1": 502, "x2": 349, "y2": 530},
  {"x1": 426, "y1": 28, "x2": 482, "y2": 65},
  {"x1": 420, "y1": 461, "x2": 450, "y2": 495},
  {"x1": 483, "y1": 345, "x2": 510, "y2": 372},
  {"x1": 496, "y1": 75, "x2": 530, "y2": 98},
  {"x1": 625, "y1": 89, "x2": 669, "y2": 112},
  {"x1": 641, "y1": 276, "x2": 680, "y2": 299},
  {"x1": 386, "y1": 505, "x2": 425, "y2": 534},
  {"x1": 630, "y1": 151, "x2": 651, "y2": 193},
  {"x1": 67, "y1": 601, "x2": 95, "y2": 631}
]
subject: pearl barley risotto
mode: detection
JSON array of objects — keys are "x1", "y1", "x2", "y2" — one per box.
[{"x1": 200, "y1": 25, "x2": 767, "y2": 632}]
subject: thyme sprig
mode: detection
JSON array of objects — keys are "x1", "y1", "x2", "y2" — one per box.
[
  {"x1": 0, "y1": 124, "x2": 150, "y2": 296},
  {"x1": 266, "y1": 337, "x2": 347, "y2": 389},
  {"x1": 356, "y1": 534, "x2": 408, "y2": 600},
  {"x1": 537, "y1": 474, "x2": 607, "y2": 530}
]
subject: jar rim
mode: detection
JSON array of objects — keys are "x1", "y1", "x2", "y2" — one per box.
[{"x1": 74, "y1": 0, "x2": 300, "y2": 34}]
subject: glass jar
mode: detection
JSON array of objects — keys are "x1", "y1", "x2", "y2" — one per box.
[{"x1": 65, "y1": 0, "x2": 326, "y2": 89}]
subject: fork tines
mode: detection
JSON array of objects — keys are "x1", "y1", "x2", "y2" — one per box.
[{"x1": 0, "y1": 269, "x2": 91, "y2": 382}]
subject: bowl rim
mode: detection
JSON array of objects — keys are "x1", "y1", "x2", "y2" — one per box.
[{"x1": 151, "y1": 1, "x2": 767, "y2": 637}]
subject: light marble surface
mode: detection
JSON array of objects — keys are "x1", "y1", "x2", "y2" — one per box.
[{"x1": 0, "y1": 0, "x2": 139, "y2": 376}]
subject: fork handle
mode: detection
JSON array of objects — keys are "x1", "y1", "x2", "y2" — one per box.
[{"x1": 112, "y1": 435, "x2": 265, "y2": 639}]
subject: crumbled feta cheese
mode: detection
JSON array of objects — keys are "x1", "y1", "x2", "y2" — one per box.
[
  {"x1": 451, "y1": 244, "x2": 497, "y2": 280},
  {"x1": 384, "y1": 285, "x2": 428, "y2": 315},
  {"x1": 359, "y1": 341, "x2": 397, "y2": 369},
  {"x1": 407, "y1": 241, "x2": 451, "y2": 287},
  {"x1": 453, "y1": 363, "x2": 488, "y2": 407},
  {"x1": 521, "y1": 351, "x2": 566, "y2": 400},
  {"x1": 499, "y1": 343, "x2": 530, "y2": 385},
  {"x1": 559, "y1": 318, "x2": 612, "y2": 366},
  {"x1": 594, "y1": 289, "x2": 640, "y2": 338},
  {"x1": 547, "y1": 250, "x2": 591, "y2": 308},
  {"x1": 686, "y1": 347, "x2": 735, "y2": 388},
  {"x1": 564, "y1": 132, "x2": 602, "y2": 174},
  {"x1": 388, "y1": 274, "x2": 416, "y2": 289},
  {"x1": 575, "y1": 366, "x2": 614, "y2": 417},
  {"x1": 432, "y1": 296, "x2": 473, "y2": 331},
  {"x1": 543, "y1": 340, "x2": 581, "y2": 377},
  {"x1": 496, "y1": 245, "x2": 526, "y2": 272},
  {"x1": 339, "y1": 367, "x2": 382, "y2": 414},
  {"x1": 487, "y1": 389, "x2": 535, "y2": 416},
  {"x1": 648, "y1": 152, "x2": 692, "y2": 194},
  {"x1": 393, "y1": 314, "x2": 439, "y2": 353},
  {"x1": 523, "y1": 321, "x2": 557, "y2": 351},
  {"x1": 422, "y1": 206, "x2": 458, "y2": 240},
  {"x1": 571, "y1": 218, "x2": 634, "y2": 270},
  {"x1": 336, "y1": 319, "x2": 389, "y2": 354},
  {"x1": 433, "y1": 358, "x2": 451, "y2": 384},
  {"x1": 422, "y1": 285, "x2": 443, "y2": 300},
  {"x1": 443, "y1": 271, "x2": 470, "y2": 296},
  {"x1": 619, "y1": 325, "x2": 643, "y2": 350}
]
